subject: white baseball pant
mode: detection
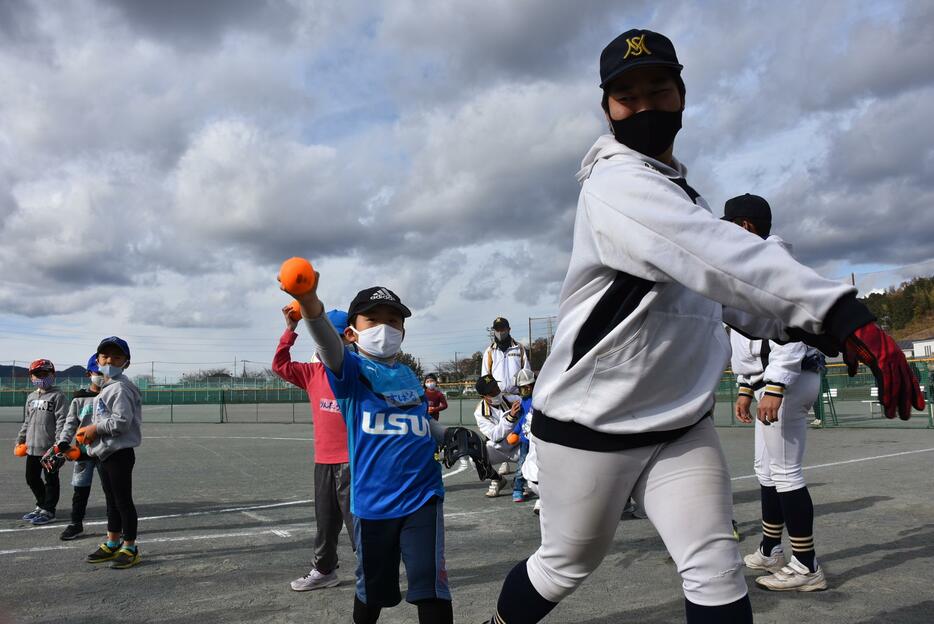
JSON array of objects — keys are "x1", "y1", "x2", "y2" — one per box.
[
  {"x1": 526, "y1": 416, "x2": 747, "y2": 607},
  {"x1": 753, "y1": 370, "x2": 820, "y2": 493}
]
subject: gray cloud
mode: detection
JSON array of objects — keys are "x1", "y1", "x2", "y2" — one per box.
[{"x1": 1, "y1": 0, "x2": 931, "y2": 336}]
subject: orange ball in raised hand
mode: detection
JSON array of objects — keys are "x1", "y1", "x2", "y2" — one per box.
[
  {"x1": 506, "y1": 433, "x2": 520, "y2": 445},
  {"x1": 278, "y1": 257, "x2": 316, "y2": 295},
  {"x1": 287, "y1": 300, "x2": 302, "y2": 322}
]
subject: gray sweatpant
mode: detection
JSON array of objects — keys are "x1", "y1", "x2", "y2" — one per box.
[
  {"x1": 527, "y1": 416, "x2": 747, "y2": 607},
  {"x1": 313, "y1": 462, "x2": 355, "y2": 574}
]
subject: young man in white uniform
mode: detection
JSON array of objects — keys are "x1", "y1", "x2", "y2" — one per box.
[
  {"x1": 724, "y1": 194, "x2": 827, "y2": 592},
  {"x1": 486, "y1": 29, "x2": 924, "y2": 624}
]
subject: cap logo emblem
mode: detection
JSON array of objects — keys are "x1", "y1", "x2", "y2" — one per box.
[
  {"x1": 370, "y1": 288, "x2": 393, "y2": 301},
  {"x1": 623, "y1": 34, "x2": 651, "y2": 59}
]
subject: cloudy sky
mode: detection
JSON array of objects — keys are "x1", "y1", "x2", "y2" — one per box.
[{"x1": 1, "y1": 0, "x2": 932, "y2": 379}]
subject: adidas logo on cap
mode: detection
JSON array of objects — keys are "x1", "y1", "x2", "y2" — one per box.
[{"x1": 370, "y1": 288, "x2": 394, "y2": 301}]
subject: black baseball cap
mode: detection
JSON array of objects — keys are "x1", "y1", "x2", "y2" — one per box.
[
  {"x1": 722, "y1": 194, "x2": 772, "y2": 223},
  {"x1": 475, "y1": 374, "x2": 501, "y2": 397},
  {"x1": 347, "y1": 286, "x2": 412, "y2": 321},
  {"x1": 600, "y1": 29, "x2": 683, "y2": 88},
  {"x1": 492, "y1": 317, "x2": 510, "y2": 330}
]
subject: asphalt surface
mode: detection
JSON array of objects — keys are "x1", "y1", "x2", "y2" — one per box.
[{"x1": 1, "y1": 423, "x2": 932, "y2": 623}]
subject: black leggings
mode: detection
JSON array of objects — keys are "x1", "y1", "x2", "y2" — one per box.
[
  {"x1": 354, "y1": 596, "x2": 452, "y2": 624},
  {"x1": 98, "y1": 448, "x2": 138, "y2": 542},
  {"x1": 25, "y1": 455, "x2": 59, "y2": 513}
]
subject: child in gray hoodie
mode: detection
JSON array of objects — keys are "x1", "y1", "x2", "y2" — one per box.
[
  {"x1": 56, "y1": 354, "x2": 105, "y2": 541},
  {"x1": 16, "y1": 358, "x2": 67, "y2": 525},
  {"x1": 78, "y1": 337, "x2": 142, "y2": 569}
]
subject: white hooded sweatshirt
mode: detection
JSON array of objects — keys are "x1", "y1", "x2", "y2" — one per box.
[{"x1": 530, "y1": 135, "x2": 863, "y2": 450}]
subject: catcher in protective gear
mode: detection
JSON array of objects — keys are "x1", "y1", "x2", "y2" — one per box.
[{"x1": 439, "y1": 427, "x2": 499, "y2": 480}]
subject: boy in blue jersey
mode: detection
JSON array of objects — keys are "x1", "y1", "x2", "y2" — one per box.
[{"x1": 284, "y1": 276, "x2": 453, "y2": 624}]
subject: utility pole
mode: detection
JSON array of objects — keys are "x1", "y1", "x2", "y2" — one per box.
[{"x1": 454, "y1": 352, "x2": 459, "y2": 381}]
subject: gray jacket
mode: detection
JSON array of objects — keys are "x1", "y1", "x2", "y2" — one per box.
[
  {"x1": 17, "y1": 388, "x2": 68, "y2": 455},
  {"x1": 59, "y1": 388, "x2": 100, "y2": 445},
  {"x1": 86, "y1": 376, "x2": 142, "y2": 461}
]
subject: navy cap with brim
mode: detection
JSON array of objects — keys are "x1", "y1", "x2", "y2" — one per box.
[
  {"x1": 600, "y1": 58, "x2": 683, "y2": 89},
  {"x1": 97, "y1": 336, "x2": 131, "y2": 359}
]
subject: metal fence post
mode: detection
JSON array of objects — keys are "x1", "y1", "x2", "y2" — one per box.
[
  {"x1": 219, "y1": 389, "x2": 225, "y2": 424},
  {"x1": 170, "y1": 389, "x2": 174, "y2": 423}
]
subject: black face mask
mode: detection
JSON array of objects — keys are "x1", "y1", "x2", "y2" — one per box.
[{"x1": 609, "y1": 109, "x2": 682, "y2": 158}]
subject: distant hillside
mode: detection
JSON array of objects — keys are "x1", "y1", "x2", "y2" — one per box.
[
  {"x1": 0, "y1": 364, "x2": 88, "y2": 381},
  {"x1": 861, "y1": 275, "x2": 934, "y2": 340}
]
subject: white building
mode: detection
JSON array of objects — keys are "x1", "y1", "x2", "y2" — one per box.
[{"x1": 913, "y1": 336, "x2": 934, "y2": 358}]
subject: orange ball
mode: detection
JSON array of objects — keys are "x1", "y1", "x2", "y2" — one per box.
[
  {"x1": 278, "y1": 257, "x2": 316, "y2": 295},
  {"x1": 287, "y1": 300, "x2": 302, "y2": 322},
  {"x1": 14, "y1": 443, "x2": 27, "y2": 457},
  {"x1": 75, "y1": 427, "x2": 90, "y2": 445},
  {"x1": 64, "y1": 446, "x2": 81, "y2": 461},
  {"x1": 506, "y1": 433, "x2": 520, "y2": 445}
]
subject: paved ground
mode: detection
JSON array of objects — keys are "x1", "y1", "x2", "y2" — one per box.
[{"x1": 1, "y1": 422, "x2": 932, "y2": 623}]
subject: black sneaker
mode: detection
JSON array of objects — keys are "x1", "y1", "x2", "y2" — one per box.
[
  {"x1": 60, "y1": 524, "x2": 84, "y2": 541},
  {"x1": 110, "y1": 546, "x2": 141, "y2": 569},
  {"x1": 87, "y1": 542, "x2": 121, "y2": 563}
]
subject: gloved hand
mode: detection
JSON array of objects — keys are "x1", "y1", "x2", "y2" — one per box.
[
  {"x1": 14, "y1": 443, "x2": 27, "y2": 457},
  {"x1": 54, "y1": 441, "x2": 70, "y2": 453},
  {"x1": 40, "y1": 447, "x2": 66, "y2": 473},
  {"x1": 843, "y1": 323, "x2": 925, "y2": 420}
]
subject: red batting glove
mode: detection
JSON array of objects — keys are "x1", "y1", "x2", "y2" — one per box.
[{"x1": 843, "y1": 323, "x2": 925, "y2": 420}]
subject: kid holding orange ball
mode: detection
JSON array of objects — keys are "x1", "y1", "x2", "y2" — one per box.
[
  {"x1": 272, "y1": 303, "x2": 356, "y2": 592},
  {"x1": 16, "y1": 358, "x2": 67, "y2": 526},
  {"x1": 279, "y1": 260, "x2": 454, "y2": 624}
]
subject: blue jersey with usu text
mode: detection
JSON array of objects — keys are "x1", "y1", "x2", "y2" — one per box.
[{"x1": 327, "y1": 350, "x2": 443, "y2": 520}]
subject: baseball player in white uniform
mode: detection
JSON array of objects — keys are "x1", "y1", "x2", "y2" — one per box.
[
  {"x1": 486, "y1": 29, "x2": 924, "y2": 624},
  {"x1": 724, "y1": 195, "x2": 827, "y2": 592},
  {"x1": 482, "y1": 317, "x2": 532, "y2": 401},
  {"x1": 474, "y1": 374, "x2": 522, "y2": 497}
]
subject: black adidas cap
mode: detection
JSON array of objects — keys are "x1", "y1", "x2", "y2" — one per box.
[
  {"x1": 600, "y1": 29, "x2": 683, "y2": 88},
  {"x1": 722, "y1": 194, "x2": 772, "y2": 223},
  {"x1": 492, "y1": 317, "x2": 510, "y2": 330},
  {"x1": 347, "y1": 286, "x2": 412, "y2": 321}
]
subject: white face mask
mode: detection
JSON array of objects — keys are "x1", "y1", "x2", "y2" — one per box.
[
  {"x1": 99, "y1": 364, "x2": 124, "y2": 379},
  {"x1": 488, "y1": 393, "x2": 504, "y2": 406},
  {"x1": 90, "y1": 374, "x2": 105, "y2": 388},
  {"x1": 351, "y1": 324, "x2": 404, "y2": 359},
  {"x1": 426, "y1": 382, "x2": 437, "y2": 390},
  {"x1": 494, "y1": 330, "x2": 509, "y2": 342}
]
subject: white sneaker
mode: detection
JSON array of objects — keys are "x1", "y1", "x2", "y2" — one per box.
[
  {"x1": 290, "y1": 568, "x2": 340, "y2": 591},
  {"x1": 533, "y1": 500, "x2": 541, "y2": 515},
  {"x1": 744, "y1": 546, "x2": 785, "y2": 573},
  {"x1": 755, "y1": 556, "x2": 827, "y2": 592},
  {"x1": 810, "y1": 418, "x2": 822, "y2": 428},
  {"x1": 497, "y1": 462, "x2": 510, "y2": 476},
  {"x1": 486, "y1": 477, "x2": 508, "y2": 498},
  {"x1": 459, "y1": 457, "x2": 469, "y2": 468}
]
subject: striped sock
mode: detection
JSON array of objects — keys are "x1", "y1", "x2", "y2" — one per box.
[
  {"x1": 760, "y1": 520, "x2": 784, "y2": 555},
  {"x1": 779, "y1": 486, "x2": 817, "y2": 572},
  {"x1": 789, "y1": 534, "x2": 816, "y2": 572},
  {"x1": 760, "y1": 485, "x2": 784, "y2": 555}
]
